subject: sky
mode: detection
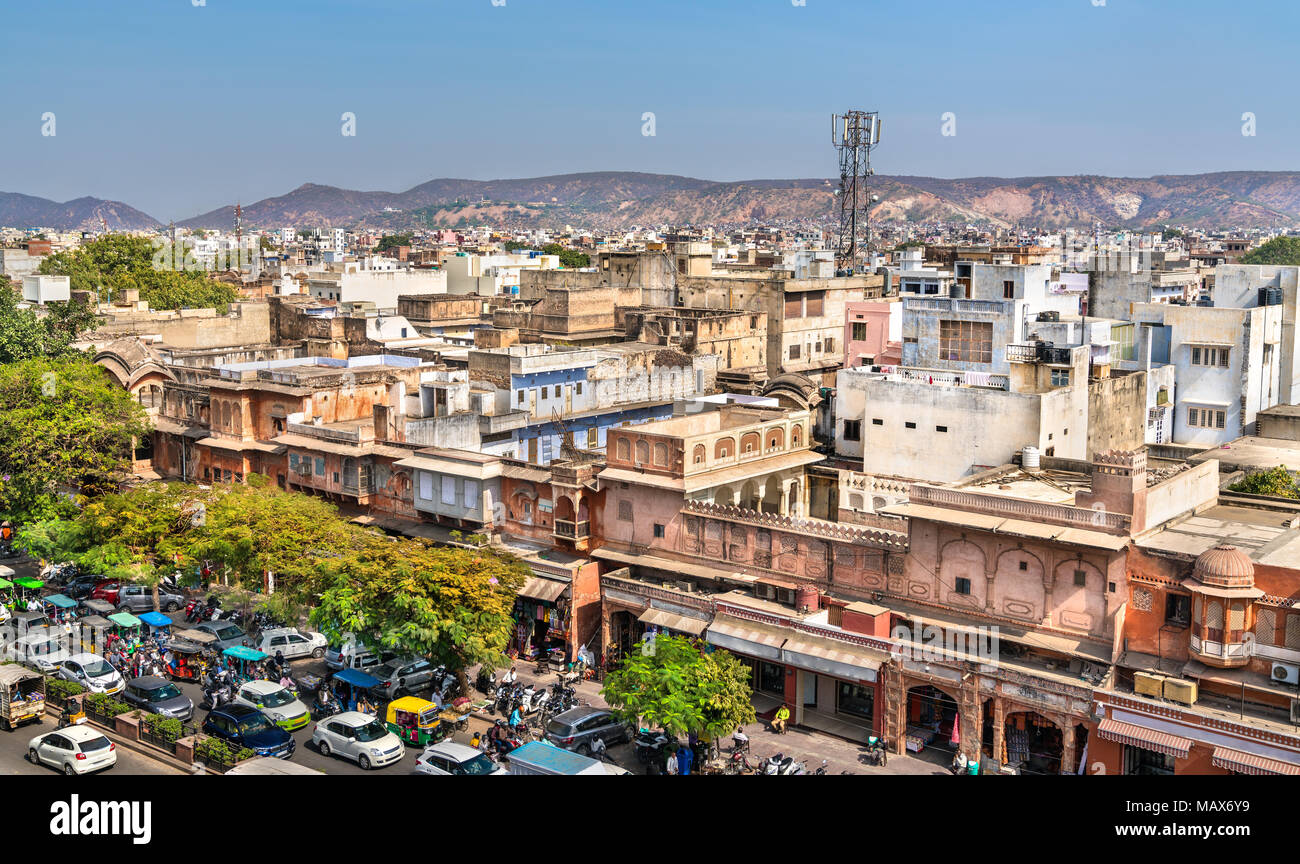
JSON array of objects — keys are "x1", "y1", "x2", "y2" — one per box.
[{"x1": 4, "y1": 0, "x2": 1298, "y2": 221}]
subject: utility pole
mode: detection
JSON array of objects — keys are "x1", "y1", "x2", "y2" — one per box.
[{"x1": 831, "y1": 110, "x2": 881, "y2": 275}]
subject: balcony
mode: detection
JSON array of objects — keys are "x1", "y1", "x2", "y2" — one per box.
[
  {"x1": 553, "y1": 519, "x2": 590, "y2": 541},
  {"x1": 1189, "y1": 631, "x2": 1251, "y2": 668},
  {"x1": 1008, "y1": 342, "x2": 1072, "y2": 366}
]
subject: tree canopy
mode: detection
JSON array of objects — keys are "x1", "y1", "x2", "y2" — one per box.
[
  {"x1": 373, "y1": 233, "x2": 413, "y2": 253},
  {"x1": 20, "y1": 477, "x2": 530, "y2": 677},
  {"x1": 1228, "y1": 465, "x2": 1299, "y2": 499},
  {"x1": 38, "y1": 234, "x2": 239, "y2": 311},
  {"x1": 1241, "y1": 236, "x2": 1300, "y2": 267},
  {"x1": 600, "y1": 633, "x2": 755, "y2": 740},
  {"x1": 540, "y1": 242, "x2": 590, "y2": 268},
  {"x1": 0, "y1": 355, "x2": 150, "y2": 522},
  {"x1": 0, "y1": 276, "x2": 96, "y2": 364}
]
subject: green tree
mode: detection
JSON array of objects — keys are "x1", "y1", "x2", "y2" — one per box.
[
  {"x1": 1229, "y1": 465, "x2": 1299, "y2": 499},
  {"x1": 540, "y1": 243, "x2": 590, "y2": 268},
  {"x1": 0, "y1": 276, "x2": 96, "y2": 363},
  {"x1": 0, "y1": 356, "x2": 150, "y2": 523},
  {"x1": 601, "y1": 634, "x2": 755, "y2": 743},
  {"x1": 39, "y1": 234, "x2": 239, "y2": 311},
  {"x1": 372, "y1": 233, "x2": 413, "y2": 254},
  {"x1": 1241, "y1": 237, "x2": 1300, "y2": 266}
]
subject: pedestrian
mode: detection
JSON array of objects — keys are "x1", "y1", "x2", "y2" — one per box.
[
  {"x1": 664, "y1": 745, "x2": 679, "y2": 776},
  {"x1": 773, "y1": 703, "x2": 790, "y2": 735}
]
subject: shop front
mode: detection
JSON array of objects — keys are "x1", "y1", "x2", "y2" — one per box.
[{"x1": 510, "y1": 573, "x2": 571, "y2": 662}]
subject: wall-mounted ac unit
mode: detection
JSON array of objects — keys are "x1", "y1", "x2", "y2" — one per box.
[
  {"x1": 1272, "y1": 662, "x2": 1300, "y2": 686},
  {"x1": 1134, "y1": 671, "x2": 1165, "y2": 698},
  {"x1": 1163, "y1": 678, "x2": 1198, "y2": 706}
]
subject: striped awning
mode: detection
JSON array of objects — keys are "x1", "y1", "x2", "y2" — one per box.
[
  {"x1": 1097, "y1": 718, "x2": 1193, "y2": 758},
  {"x1": 637, "y1": 607, "x2": 708, "y2": 637},
  {"x1": 1211, "y1": 746, "x2": 1300, "y2": 776}
]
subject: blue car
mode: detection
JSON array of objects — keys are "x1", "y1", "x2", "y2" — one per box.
[{"x1": 202, "y1": 703, "x2": 296, "y2": 759}]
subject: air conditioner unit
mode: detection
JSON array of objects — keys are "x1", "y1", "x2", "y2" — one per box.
[
  {"x1": 1272, "y1": 663, "x2": 1300, "y2": 685},
  {"x1": 1163, "y1": 678, "x2": 1198, "y2": 706},
  {"x1": 1134, "y1": 671, "x2": 1165, "y2": 698}
]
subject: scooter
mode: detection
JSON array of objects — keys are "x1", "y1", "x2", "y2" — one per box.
[
  {"x1": 634, "y1": 729, "x2": 674, "y2": 767},
  {"x1": 200, "y1": 683, "x2": 232, "y2": 711},
  {"x1": 864, "y1": 736, "x2": 888, "y2": 767}
]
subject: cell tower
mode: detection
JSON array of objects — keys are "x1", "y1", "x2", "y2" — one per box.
[
  {"x1": 830, "y1": 110, "x2": 881, "y2": 275},
  {"x1": 234, "y1": 202, "x2": 243, "y2": 243}
]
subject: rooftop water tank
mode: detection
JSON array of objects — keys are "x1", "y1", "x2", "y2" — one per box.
[{"x1": 1022, "y1": 445, "x2": 1041, "y2": 472}]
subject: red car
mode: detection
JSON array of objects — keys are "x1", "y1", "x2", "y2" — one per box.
[{"x1": 89, "y1": 581, "x2": 124, "y2": 604}]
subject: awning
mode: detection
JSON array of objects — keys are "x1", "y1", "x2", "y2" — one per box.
[
  {"x1": 1097, "y1": 717, "x2": 1193, "y2": 758},
  {"x1": 781, "y1": 633, "x2": 888, "y2": 683},
  {"x1": 1210, "y1": 746, "x2": 1300, "y2": 776},
  {"x1": 637, "y1": 607, "x2": 708, "y2": 636},
  {"x1": 107, "y1": 612, "x2": 142, "y2": 628},
  {"x1": 518, "y1": 576, "x2": 569, "y2": 604},
  {"x1": 704, "y1": 617, "x2": 787, "y2": 661}
]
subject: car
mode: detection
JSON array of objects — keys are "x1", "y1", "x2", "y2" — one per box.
[
  {"x1": 311, "y1": 711, "x2": 405, "y2": 770},
  {"x1": 193, "y1": 620, "x2": 249, "y2": 651},
  {"x1": 202, "y1": 703, "x2": 295, "y2": 759},
  {"x1": 255, "y1": 627, "x2": 327, "y2": 661},
  {"x1": 544, "y1": 707, "x2": 631, "y2": 755},
  {"x1": 323, "y1": 637, "x2": 391, "y2": 672},
  {"x1": 63, "y1": 574, "x2": 101, "y2": 600},
  {"x1": 120, "y1": 676, "x2": 194, "y2": 721},
  {"x1": 89, "y1": 581, "x2": 125, "y2": 605},
  {"x1": 10, "y1": 632, "x2": 73, "y2": 673},
  {"x1": 233, "y1": 680, "x2": 310, "y2": 731},
  {"x1": 27, "y1": 725, "x2": 117, "y2": 775},
  {"x1": 116, "y1": 584, "x2": 184, "y2": 613},
  {"x1": 414, "y1": 740, "x2": 505, "y2": 776},
  {"x1": 55, "y1": 653, "x2": 124, "y2": 694},
  {"x1": 371, "y1": 656, "x2": 436, "y2": 699}
]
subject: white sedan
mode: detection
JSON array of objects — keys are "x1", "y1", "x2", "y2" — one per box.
[
  {"x1": 311, "y1": 711, "x2": 405, "y2": 770},
  {"x1": 28, "y1": 724, "x2": 118, "y2": 775}
]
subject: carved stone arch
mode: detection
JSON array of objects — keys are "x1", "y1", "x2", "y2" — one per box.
[
  {"x1": 764, "y1": 427, "x2": 785, "y2": 451},
  {"x1": 714, "y1": 437, "x2": 735, "y2": 460}
]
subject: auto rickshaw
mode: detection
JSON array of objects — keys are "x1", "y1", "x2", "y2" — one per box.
[
  {"x1": 77, "y1": 615, "x2": 113, "y2": 655},
  {"x1": 81, "y1": 598, "x2": 115, "y2": 617},
  {"x1": 107, "y1": 611, "x2": 144, "y2": 654},
  {"x1": 138, "y1": 611, "x2": 173, "y2": 643},
  {"x1": 42, "y1": 593, "x2": 78, "y2": 624},
  {"x1": 385, "y1": 696, "x2": 445, "y2": 746},
  {"x1": 222, "y1": 645, "x2": 267, "y2": 683},
  {"x1": 12, "y1": 576, "x2": 44, "y2": 612},
  {"x1": 329, "y1": 667, "x2": 382, "y2": 714},
  {"x1": 164, "y1": 629, "x2": 218, "y2": 681}
]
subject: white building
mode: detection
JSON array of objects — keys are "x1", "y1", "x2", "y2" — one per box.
[{"x1": 22, "y1": 274, "x2": 70, "y2": 305}]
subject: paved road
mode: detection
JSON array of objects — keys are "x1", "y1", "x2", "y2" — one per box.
[{"x1": 0, "y1": 716, "x2": 186, "y2": 776}]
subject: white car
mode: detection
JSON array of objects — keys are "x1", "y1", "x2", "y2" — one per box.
[
  {"x1": 255, "y1": 628, "x2": 327, "y2": 661},
  {"x1": 233, "y1": 680, "x2": 311, "y2": 732},
  {"x1": 415, "y1": 741, "x2": 505, "y2": 776},
  {"x1": 56, "y1": 653, "x2": 124, "y2": 694},
  {"x1": 311, "y1": 711, "x2": 405, "y2": 770},
  {"x1": 28, "y1": 724, "x2": 117, "y2": 775}
]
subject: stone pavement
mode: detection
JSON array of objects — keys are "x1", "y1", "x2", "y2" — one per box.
[{"x1": 473, "y1": 661, "x2": 952, "y2": 775}]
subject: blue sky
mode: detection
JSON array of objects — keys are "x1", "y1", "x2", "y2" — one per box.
[{"x1": 4, "y1": 0, "x2": 1297, "y2": 220}]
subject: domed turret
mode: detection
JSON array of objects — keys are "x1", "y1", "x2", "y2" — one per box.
[{"x1": 1191, "y1": 544, "x2": 1255, "y2": 590}]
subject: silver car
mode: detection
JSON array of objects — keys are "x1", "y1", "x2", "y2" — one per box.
[
  {"x1": 116, "y1": 584, "x2": 185, "y2": 613},
  {"x1": 310, "y1": 711, "x2": 405, "y2": 770},
  {"x1": 193, "y1": 620, "x2": 249, "y2": 651},
  {"x1": 372, "y1": 657, "x2": 437, "y2": 699}
]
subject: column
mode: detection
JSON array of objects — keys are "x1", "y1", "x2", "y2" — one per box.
[
  {"x1": 1061, "y1": 721, "x2": 1077, "y2": 776},
  {"x1": 780, "y1": 481, "x2": 790, "y2": 516},
  {"x1": 991, "y1": 696, "x2": 1006, "y2": 768}
]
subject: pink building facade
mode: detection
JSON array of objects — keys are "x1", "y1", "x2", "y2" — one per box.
[{"x1": 843, "y1": 301, "x2": 901, "y2": 368}]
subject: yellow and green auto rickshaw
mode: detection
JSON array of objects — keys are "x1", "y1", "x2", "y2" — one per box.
[{"x1": 384, "y1": 696, "x2": 445, "y2": 746}]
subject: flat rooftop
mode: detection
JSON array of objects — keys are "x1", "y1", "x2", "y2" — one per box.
[
  {"x1": 1137, "y1": 503, "x2": 1300, "y2": 567},
  {"x1": 1190, "y1": 436, "x2": 1300, "y2": 473},
  {"x1": 627, "y1": 404, "x2": 793, "y2": 438}
]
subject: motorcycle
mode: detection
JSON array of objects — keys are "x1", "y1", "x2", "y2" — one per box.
[
  {"x1": 863, "y1": 737, "x2": 888, "y2": 768},
  {"x1": 312, "y1": 694, "x2": 342, "y2": 720},
  {"x1": 200, "y1": 683, "x2": 232, "y2": 711},
  {"x1": 761, "y1": 753, "x2": 797, "y2": 775},
  {"x1": 634, "y1": 729, "x2": 674, "y2": 771}
]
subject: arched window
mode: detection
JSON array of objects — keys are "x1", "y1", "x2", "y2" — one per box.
[
  {"x1": 615, "y1": 437, "x2": 630, "y2": 461},
  {"x1": 791, "y1": 425, "x2": 803, "y2": 447},
  {"x1": 740, "y1": 432, "x2": 760, "y2": 454},
  {"x1": 653, "y1": 442, "x2": 668, "y2": 466},
  {"x1": 714, "y1": 437, "x2": 734, "y2": 460},
  {"x1": 692, "y1": 444, "x2": 706, "y2": 465},
  {"x1": 635, "y1": 440, "x2": 649, "y2": 464},
  {"x1": 765, "y1": 428, "x2": 784, "y2": 451}
]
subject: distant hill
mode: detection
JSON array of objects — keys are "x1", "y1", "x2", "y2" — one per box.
[
  {"x1": 11, "y1": 170, "x2": 1300, "y2": 232},
  {"x1": 0, "y1": 192, "x2": 160, "y2": 232},
  {"x1": 176, "y1": 171, "x2": 1300, "y2": 232}
]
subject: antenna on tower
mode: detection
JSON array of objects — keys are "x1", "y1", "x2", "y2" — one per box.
[{"x1": 830, "y1": 110, "x2": 881, "y2": 276}]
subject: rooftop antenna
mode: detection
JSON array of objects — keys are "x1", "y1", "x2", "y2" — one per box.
[{"x1": 831, "y1": 110, "x2": 881, "y2": 276}]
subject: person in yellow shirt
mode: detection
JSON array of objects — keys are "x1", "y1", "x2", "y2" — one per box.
[{"x1": 773, "y1": 704, "x2": 791, "y2": 734}]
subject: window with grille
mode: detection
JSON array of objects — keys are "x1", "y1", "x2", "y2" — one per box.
[
  {"x1": 1190, "y1": 346, "x2": 1231, "y2": 368},
  {"x1": 1206, "y1": 601, "x2": 1224, "y2": 642},
  {"x1": 955, "y1": 578, "x2": 971, "y2": 595},
  {"x1": 789, "y1": 344, "x2": 801, "y2": 360},
  {"x1": 618, "y1": 500, "x2": 633, "y2": 521},
  {"x1": 1165, "y1": 594, "x2": 1190, "y2": 626},
  {"x1": 1187, "y1": 407, "x2": 1226, "y2": 429},
  {"x1": 804, "y1": 292, "x2": 825, "y2": 317},
  {"x1": 1051, "y1": 369, "x2": 1070, "y2": 387},
  {"x1": 843, "y1": 420, "x2": 861, "y2": 441},
  {"x1": 1286, "y1": 614, "x2": 1300, "y2": 649},
  {"x1": 852, "y1": 322, "x2": 867, "y2": 341},
  {"x1": 939, "y1": 320, "x2": 993, "y2": 363},
  {"x1": 1257, "y1": 608, "x2": 1275, "y2": 645}
]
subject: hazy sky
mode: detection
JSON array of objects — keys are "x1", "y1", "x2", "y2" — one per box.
[{"x1": 4, "y1": 0, "x2": 1297, "y2": 220}]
